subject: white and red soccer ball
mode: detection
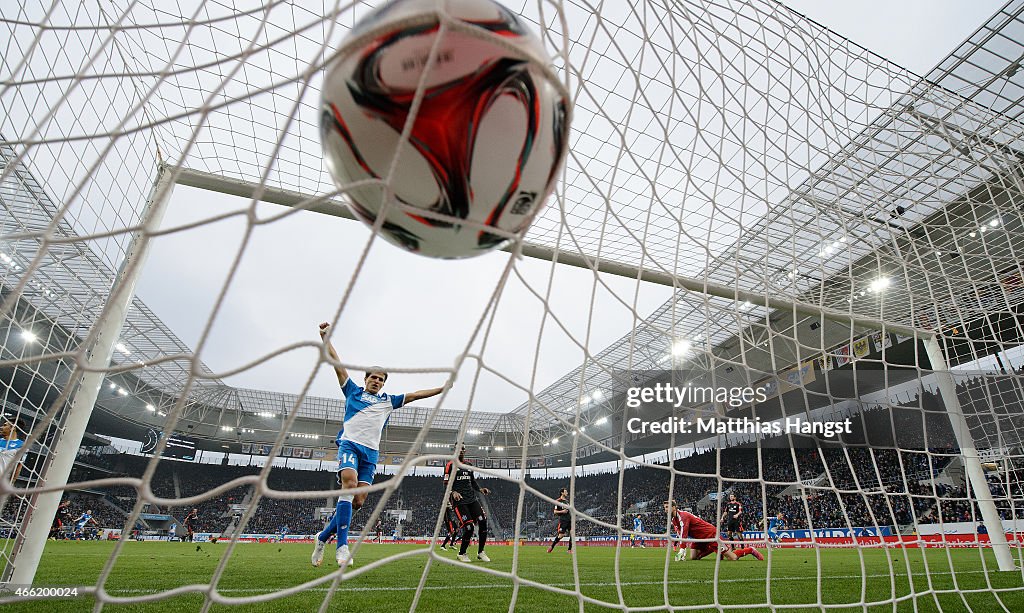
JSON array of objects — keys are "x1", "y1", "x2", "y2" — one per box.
[{"x1": 320, "y1": 0, "x2": 570, "y2": 258}]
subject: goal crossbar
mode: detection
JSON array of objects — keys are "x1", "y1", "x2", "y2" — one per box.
[{"x1": 173, "y1": 166, "x2": 933, "y2": 341}]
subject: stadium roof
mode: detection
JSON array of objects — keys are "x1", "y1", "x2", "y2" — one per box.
[{"x1": 511, "y1": 0, "x2": 1024, "y2": 440}]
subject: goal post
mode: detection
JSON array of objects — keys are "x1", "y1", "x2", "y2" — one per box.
[
  {"x1": 6, "y1": 166, "x2": 176, "y2": 584},
  {"x1": 923, "y1": 336, "x2": 1016, "y2": 572}
]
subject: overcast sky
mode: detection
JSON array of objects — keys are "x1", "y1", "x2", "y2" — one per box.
[
  {"x1": 782, "y1": 1, "x2": 1004, "y2": 76},
  {"x1": 133, "y1": 0, "x2": 1007, "y2": 417}
]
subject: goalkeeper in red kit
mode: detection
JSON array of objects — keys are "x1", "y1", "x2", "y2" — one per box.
[{"x1": 664, "y1": 500, "x2": 763, "y2": 562}]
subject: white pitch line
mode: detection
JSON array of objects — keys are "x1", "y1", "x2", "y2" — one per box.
[{"x1": 98, "y1": 570, "x2": 994, "y2": 595}]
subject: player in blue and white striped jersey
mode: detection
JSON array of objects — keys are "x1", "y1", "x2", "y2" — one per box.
[{"x1": 312, "y1": 322, "x2": 447, "y2": 568}]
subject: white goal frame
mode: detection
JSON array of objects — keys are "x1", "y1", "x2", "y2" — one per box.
[{"x1": 6, "y1": 160, "x2": 1014, "y2": 585}]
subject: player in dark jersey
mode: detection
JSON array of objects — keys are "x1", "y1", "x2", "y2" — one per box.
[
  {"x1": 50, "y1": 500, "x2": 72, "y2": 540},
  {"x1": 547, "y1": 488, "x2": 573, "y2": 552},
  {"x1": 720, "y1": 493, "x2": 743, "y2": 542},
  {"x1": 438, "y1": 498, "x2": 459, "y2": 551},
  {"x1": 444, "y1": 445, "x2": 491, "y2": 562},
  {"x1": 183, "y1": 508, "x2": 199, "y2": 542},
  {"x1": 665, "y1": 500, "x2": 762, "y2": 562}
]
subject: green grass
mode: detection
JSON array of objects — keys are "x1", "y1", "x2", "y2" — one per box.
[{"x1": 4, "y1": 541, "x2": 1024, "y2": 611}]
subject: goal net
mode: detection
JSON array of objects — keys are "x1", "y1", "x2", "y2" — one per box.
[{"x1": 2, "y1": 0, "x2": 1024, "y2": 610}]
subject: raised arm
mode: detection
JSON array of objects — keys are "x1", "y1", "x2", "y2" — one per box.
[
  {"x1": 318, "y1": 322, "x2": 349, "y2": 387},
  {"x1": 402, "y1": 386, "x2": 444, "y2": 405}
]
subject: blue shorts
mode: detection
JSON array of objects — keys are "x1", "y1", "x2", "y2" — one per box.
[{"x1": 336, "y1": 439, "x2": 378, "y2": 484}]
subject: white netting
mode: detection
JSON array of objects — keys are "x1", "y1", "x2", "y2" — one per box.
[{"x1": 2, "y1": 0, "x2": 1024, "y2": 610}]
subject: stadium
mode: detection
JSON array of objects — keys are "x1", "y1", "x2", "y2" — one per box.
[{"x1": 2, "y1": 0, "x2": 1024, "y2": 611}]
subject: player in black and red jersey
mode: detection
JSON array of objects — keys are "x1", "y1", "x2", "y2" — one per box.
[
  {"x1": 547, "y1": 488, "x2": 573, "y2": 552},
  {"x1": 720, "y1": 493, "x2": 744, "y2": 542},
  {"x1": 50, "y1": 499, "x2": 72, "y2": 540},
  {"x1": 444, "y1": 445, "x2": 492, "y2": 563},
  {"x1": 183, "y1": 508, "x2": 199, "y2": 542}
]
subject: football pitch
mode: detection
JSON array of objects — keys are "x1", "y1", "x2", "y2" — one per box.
[{"x1": 4, "y1": 541, "x2": 1024, "y2": 612}]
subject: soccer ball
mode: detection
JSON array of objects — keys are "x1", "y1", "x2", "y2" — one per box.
[{"x1": 320, "y1": 0, "x2": 570, "y2": 258}]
